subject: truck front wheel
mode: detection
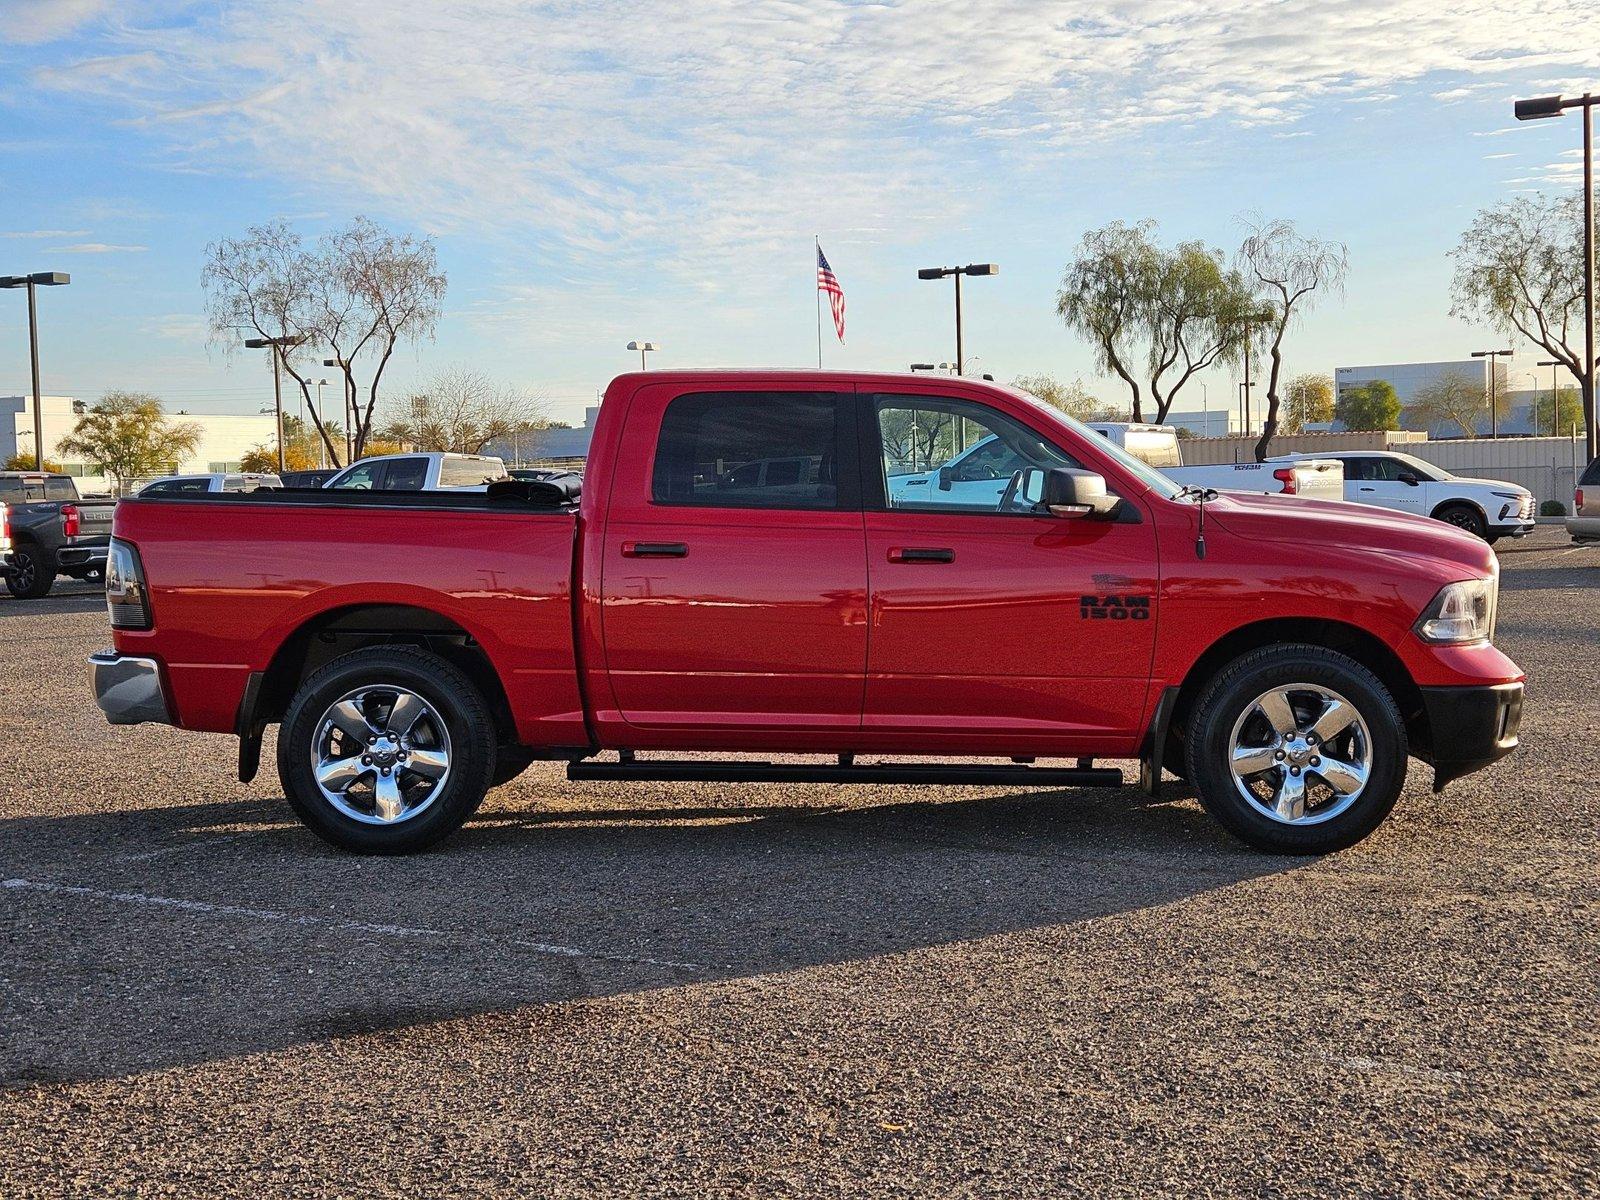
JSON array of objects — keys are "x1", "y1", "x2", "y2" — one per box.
[
  {"x1": 277, "y1": 646, "x2": 496, "y2": 854},
  {"x1": 1185, "y1": 645, "x2": 1407, "y2": 854}
]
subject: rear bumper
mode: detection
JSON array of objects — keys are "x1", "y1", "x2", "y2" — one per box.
[
  {"x1": 1418, "y1": 682, "x2": 1523, "y2": 792},
  {"x1": 89, "y1": 650, "x2": 173, "y2": 726},
  {"x1": 57, "y1": 544, "x2": 109, "y2": 572},
  {"x1": 1567, "y1": 514, "x2": 1600, "y2": 544}
]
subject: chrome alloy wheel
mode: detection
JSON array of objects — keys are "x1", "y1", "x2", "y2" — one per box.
[
  {"x1": 311, "y1": 686, "x2": 452, "y2": 825},
  {"x1": 1227, "y1": 683, "x2": 1372, "y2": 826}
]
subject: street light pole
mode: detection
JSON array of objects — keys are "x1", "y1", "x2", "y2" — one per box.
[
  {"x1": 0, "y1": 271, "x2": 69, "y2": 472},
  {"x1": 1470, "y1": 348, "x2": 1514, "y2": 437},
  {"x1": 627, "y1": 340, "x2": 658, "y2": 371},
  {"x1": 917, "y1": 264, "x2": 998, "y2": 375},
  {"x1": 1515, "y1": 92, "x2": 1598, "y2": 459},
  {"x1": 245, "y1": 335, "x2": 298, "y2": 472}
]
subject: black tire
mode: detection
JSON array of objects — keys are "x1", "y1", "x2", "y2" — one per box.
[
  {"x1": 1434, "y1": 503, "x2": 1487, "y2": 540},
  {"x1": 5, "y1": 541, "x2": 56, "y2": 599},
  {"x1": 277, "y1": 646, "x2": 496, "y2": 854},
  {"x1": 1185, "y1": 644, "x2": 1407, "y2": 854}
]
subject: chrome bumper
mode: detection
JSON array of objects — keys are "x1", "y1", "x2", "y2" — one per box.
[{"x1": 89, "y1": 651, "x2": 172, "y2": 726}]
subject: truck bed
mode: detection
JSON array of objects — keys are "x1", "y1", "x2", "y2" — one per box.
[{"x1": 111, "y1": 490, "x2": 586, "y2": 746}]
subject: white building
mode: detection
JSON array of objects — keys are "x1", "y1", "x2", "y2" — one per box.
[
  {"x1": 1, "y1": 395, "x2": 277, "y2": 492},
  {"x1": 1334, "y1": 360, "x2": 1493, "y2": 407},
  {"x1": 1164, "y1": 406, "x2": 1242, "y2": 437}
]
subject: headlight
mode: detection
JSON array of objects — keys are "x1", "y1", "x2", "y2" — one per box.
[{"x1": 1415, "y1": 577, "x2": 1497, "y2": 645}]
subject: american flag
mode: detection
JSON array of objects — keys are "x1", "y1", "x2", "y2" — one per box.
[{"x1": 817, "y1": 243, "x2": 845, "y2": 343}]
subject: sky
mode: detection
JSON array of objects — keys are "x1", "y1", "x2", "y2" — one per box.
[{"x1": 1, "y1": 0, "x2": 1599, "y2": 427}]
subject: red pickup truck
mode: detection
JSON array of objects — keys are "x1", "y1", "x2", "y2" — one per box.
[{"x1": 91, "y1": 371, "x2": 1523, "y2": 855}]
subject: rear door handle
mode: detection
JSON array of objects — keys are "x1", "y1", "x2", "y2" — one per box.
[
  {"x1": 888, "y1": 547, "x2": 954, "y2": 564},
  {"x1": 1358, "y1": 486, "x2": 1376, "y2": 492},
  {"x1": 621, "y1": 541, "x2": 688, "y2": 558}
]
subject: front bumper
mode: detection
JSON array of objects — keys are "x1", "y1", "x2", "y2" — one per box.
[
  {"x1": 1418, "y1": 682, "x2": 1523, "y2": 792},
  {"x1": 89, "y1": 650, "x2": 173, "y2": 726}
]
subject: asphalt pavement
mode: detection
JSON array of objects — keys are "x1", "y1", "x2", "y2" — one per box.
[{"x1": 1, "y1": 530, "x2": 1596, "y2": 1197}]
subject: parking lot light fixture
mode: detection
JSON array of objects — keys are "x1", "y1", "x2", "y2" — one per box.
[
  {"x1": 909, "y1": 363, "x2": 937, "y2": 372},
  {"x1": 245, "y1": 335, "x2": 300, "y2": 472},
  {"x1": 917, "y1": 263, "x2": 999, "y2": 376},
  {"x1": 0, "y1": 271, "x2": 70, "y2": 475},
  {"x1": 1515, "y1": 91, "x2": 1598, "y2": 459},
  {"x1": 627, "y1": 340, "x2": 659, "y2": 370}
]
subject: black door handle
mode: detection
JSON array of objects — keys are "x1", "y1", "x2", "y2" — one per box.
[
  {"x1": 621, "y1": 541, "x2": 688, "y2": 558},
  {"x1": 889, "y1": 547, "x2": 955, "y2": 563}
]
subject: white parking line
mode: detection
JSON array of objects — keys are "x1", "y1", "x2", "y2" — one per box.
[{"x1": 1, "y1": 878, "x2": 713, "y2": 971}]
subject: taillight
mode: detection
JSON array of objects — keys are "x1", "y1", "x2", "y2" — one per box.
[
  {"x1": 0, "y1": 502, "x2": 9, "y2": 549},
  {"x1": 1578, "y1": 488, "x2": 1585, "y2": 512},
  {"x1": 105, "y1": 538, "x2": 152, "y2": 630},
  {"x1": 1272, "y1": 467, "x2": 1298, "y2": 494},
  {"x1": 61, "y1": 503, "x2": 80, "y2": 538}
]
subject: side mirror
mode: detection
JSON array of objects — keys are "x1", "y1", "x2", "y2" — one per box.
[
  {"x1": 1015, "y1": 467, "x2": 1120, "y2": 519},
  {"x1": 1397, "y1": 471, "x2": 1420, "y2": 487},
  {"x1": 937, "y1": 465, "x2": 954, "y2": 491}
]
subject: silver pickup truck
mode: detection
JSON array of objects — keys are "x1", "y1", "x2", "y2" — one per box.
[{"x1": 0, "y1": 472, "x2": 116, "y2": 598}]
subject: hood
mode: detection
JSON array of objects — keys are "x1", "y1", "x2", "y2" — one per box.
[
  {"x1": 1202, "y1": 491, "x2": 1496, "y2": 577},
  {"x1": 1447, "y1": 474, "x2": 1528, "y2": 495}
]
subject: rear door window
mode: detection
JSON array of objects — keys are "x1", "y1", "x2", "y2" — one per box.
[
  {"x1": 651, "y1": 391, "x2": 850, "y2": 510},
  {"x1": 382, "y1": 457, "x2": 430, "y2": 490}
]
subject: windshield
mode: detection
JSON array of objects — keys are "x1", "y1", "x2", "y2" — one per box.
[
  {"x1": 1006, "y1": 387, "x2": 1184, "y2": 500},
  {"x1": 1387, "y1": 452, "x2": 1446, "y2": 482}
]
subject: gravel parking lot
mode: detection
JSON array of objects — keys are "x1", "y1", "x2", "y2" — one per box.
[{"x1": 1, "y1": 528, "x2": 1596, "y2": 1197}]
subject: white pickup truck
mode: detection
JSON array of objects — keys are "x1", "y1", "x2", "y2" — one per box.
[
  {"x1": 1085, "y1": 423, "x2": 1344, "y2": 500},
  {"x1": 324, "y1": 452, "x2": 509, "y2": 492}
]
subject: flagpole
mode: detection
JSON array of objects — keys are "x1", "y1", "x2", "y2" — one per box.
[{"x1": 815, "y1": 236, "x2": 823, "y2": 368}]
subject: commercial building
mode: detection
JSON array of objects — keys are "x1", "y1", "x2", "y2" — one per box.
[{"x1": 1, "y1": 395, "x2": 276, "y2": 492}]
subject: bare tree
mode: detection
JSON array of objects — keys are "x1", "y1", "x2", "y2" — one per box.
[
  {"x1": 1450, "y1": 195, "x2": 1593, "y2": 438},
  {"x1": 202, "y1": 220, "x2": 344, "y2": 466},
  {"x1": 1408, "y1": 367, "x2": 1509, "y2": 438},
  {"x1": 379, "y1": 367, "x2": 547, "y2": 454},
  {"x1": 1238, "y1": 216, "x2": 1349, "y2": 460},
  {"x1": 203, "y1": 216, "x2": 447, "y2": 464}
]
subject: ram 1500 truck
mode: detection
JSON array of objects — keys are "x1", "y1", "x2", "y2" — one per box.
[
  {"x1": 1, "y1": 471, "x2": 116, "y2": 598},
  {"x1": 90, "y1": 371, "x2": 1524, "y2": 856}
]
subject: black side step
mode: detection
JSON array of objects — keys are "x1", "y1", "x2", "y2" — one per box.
[{"x1": 566, "y1": 758, "x2": 1124, "y2": 788}]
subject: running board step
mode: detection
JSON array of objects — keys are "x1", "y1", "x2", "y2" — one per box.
[{"x1": 566, "y1": 759, "x2": 1124, "y2": 788}]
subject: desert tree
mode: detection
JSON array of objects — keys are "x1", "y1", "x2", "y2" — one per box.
[
  {"x1": 1280, "y1": 373, "x2": 1335, "y2": 434},
  {"x1": 379, "y1": 367, "x2": 547, "y2": 454},
  {"x1": 202, "y1": 220, "x2": 344, "y2": 466},
  {"x1": 1056, "y1": 221, "x2": 1252, "y2": 423},
  {"x1": 203, "y1": 216, "x2": 446, "y2": 464},
  {"x1": 57, "y1": 391, "x2": 202, "y2": 494},
  {"x1": 1237, "y1": 216, "x2": 1348, "y2": 460},
  {"x1": 1450, "y1": 196, "x2": 1592, "y2": 419},
  {"x1": 1333, "y1": 380, "x2": 1402, "y2": 432},
  {"x1": 1407, "y1": 367, "x2": 1508, "y2": 438}
]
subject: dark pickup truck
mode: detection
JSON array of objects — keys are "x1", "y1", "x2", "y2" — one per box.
[{"x1": 0, "y1": 472, "x2": 116, "y2": 598}]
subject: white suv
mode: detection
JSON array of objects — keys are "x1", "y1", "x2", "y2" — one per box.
[{"x1": 1268, "y1": 451, "x2": 1534, "y2": 543}]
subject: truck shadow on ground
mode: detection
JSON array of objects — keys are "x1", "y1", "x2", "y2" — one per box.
[{"x1": 0, "y1": 784, "x2": 1294, "y2": 1086}]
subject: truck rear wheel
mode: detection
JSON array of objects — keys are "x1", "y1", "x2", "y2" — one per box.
[
  {"x1": 5, "y1": 541, "x2": 56, "y2": 599},
  {"x1": 1185, "y1": 645, "x2": 1407, "y2": 854},
  {"x1": 277, "y1": 646, "x2": 495, "y2": 854}
]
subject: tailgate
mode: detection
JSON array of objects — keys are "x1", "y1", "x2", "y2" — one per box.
[
  {"x1": 1286, "y1": 459, "x2": 1344, "y2": 501},
  {"x1": 75, "y1": 500, "x2": 116, "y2": 540}
]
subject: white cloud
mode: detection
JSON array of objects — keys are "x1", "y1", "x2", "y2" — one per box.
[
  {"x1": 0, "y1": 0, "x2": 111, "y2": 45},
  {"x1": 53, "y1": 242, "x2": 148, "y2": 253},
  {"x1": 22, "y1": 0, "x2": 1600, "y2": 282},
  {"x1": 2, "y1": 229, "x2": 91, "y2": 238}
]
